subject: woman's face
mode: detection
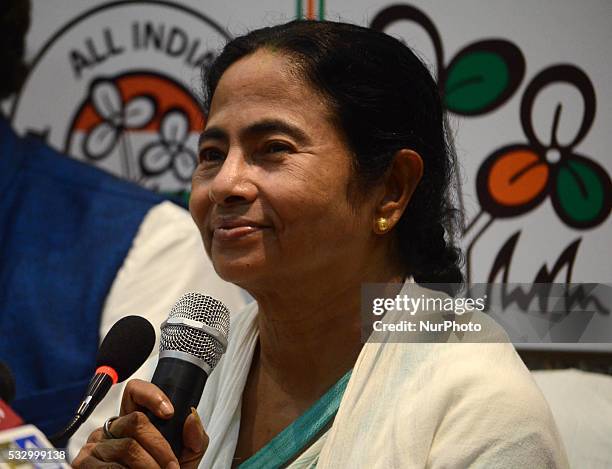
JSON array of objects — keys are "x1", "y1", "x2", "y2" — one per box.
[{"x1": 190, "y1": 49, "x2": 380, "y2": 289}]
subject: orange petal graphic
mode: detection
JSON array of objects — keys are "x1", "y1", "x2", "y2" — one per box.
[{"x1": 488, "y1": 149, "x2": 549, "y2": 206}]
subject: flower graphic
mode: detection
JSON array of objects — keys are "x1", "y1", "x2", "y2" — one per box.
[
  {"x1": 371, "y1": 4, "x2": 526, "y2": 116},
  {"x1": 139, "y1": 108, "x2": 197, "y2": 182},
  {"x1": 476, "y1": 65, "x2": 611, "y2": 230},
  {"x1": 83, "y1": 79, "x2": 156, "y2": 178},
  {"x1": 461, "y1": 65, "x2": 611, "y2": 285},
  {"x1": 371, "y1": 4, "x2": 526, "y2": 220}
]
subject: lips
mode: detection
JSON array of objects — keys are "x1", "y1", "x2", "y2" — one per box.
[{"x1": 211, "y1": 217, "x2": 269, "y2": 241}]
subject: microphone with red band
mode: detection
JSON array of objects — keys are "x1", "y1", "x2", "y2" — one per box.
[
  {"x1": 95, "y1": 366, "x2": 119, "y2": 385},
  {"x1": 50, "y1": 315, "x2": 155, "y2": 447}
]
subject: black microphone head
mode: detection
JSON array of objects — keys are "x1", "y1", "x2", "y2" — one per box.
[
  {"x1": 96, "y1": 315, "x2": 156, "y2": 382},
  {"x1": 160, "y1": 293, "x2": 230, "y2": 371},
  {"x1": 0, "y1": 360, "x2": 16, "y2": 403}
]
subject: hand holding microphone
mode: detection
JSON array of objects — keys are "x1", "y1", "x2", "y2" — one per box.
[
  {"x1": 73, "y1": 379, "x2": 207, "y2": 469},
  {"x1": 73, "y1": 293, "x2": 230, "y2": 469}
]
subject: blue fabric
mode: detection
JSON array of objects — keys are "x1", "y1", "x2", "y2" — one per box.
[
  {"x1": 0, "y1": 117, "x2": 165, "y2": 435},
  {"x1": 239, "y1": 369, "x2": 352, "y2": 469}
]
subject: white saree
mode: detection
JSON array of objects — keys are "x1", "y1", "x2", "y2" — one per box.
[{"x1": 70, "y1": 282, "x2": 569, "y2": 468}]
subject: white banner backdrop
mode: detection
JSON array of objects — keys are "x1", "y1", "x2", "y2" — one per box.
[{"x1": 6, "y1": 0, "x2": 611, "y2": 349}]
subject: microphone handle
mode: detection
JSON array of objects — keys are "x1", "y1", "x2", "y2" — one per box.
[
  {"x1": 50, "y1": 373, "x2": 114, "y2": 448},
  {"x1": 146, "y1": 357, "x2": 208, "y2": 457}
]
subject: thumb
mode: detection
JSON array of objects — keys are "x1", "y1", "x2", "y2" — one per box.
[{"x1": 178, "y1": 407, "x2": 209, "y2": 469}]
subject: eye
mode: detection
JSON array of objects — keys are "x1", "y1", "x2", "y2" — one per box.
[
  {"x1": 264, "y1": 141, "x2": 293, "y2": 154},
  {"x1": 198, "y1": 147, "x2": 225, "y2": 163}
]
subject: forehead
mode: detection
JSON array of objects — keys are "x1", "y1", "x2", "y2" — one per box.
[{"x1": 207, "y1": 49, "x2": 333, "y2": 127}]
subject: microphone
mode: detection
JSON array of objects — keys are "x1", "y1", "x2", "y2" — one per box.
[
  {"x1": 50, "y1": 315, "x2": 155, "y2": 447},
  {"x1": 146, "y1": 292, "x2": 230, "y2": 457}
]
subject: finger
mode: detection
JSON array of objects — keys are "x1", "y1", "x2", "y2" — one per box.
[
  {"x1": 179, "y1": 408, "x2": 208, "y2": 469},
  {"x1": 92, "y1": 438, "x2": 161, "y2": 469},
  {"x1": 105, "y1": 411, "x2": 179, "y2": 468},
  {"x1": 78, "y1": 460, "x2": 126, "y2": 469},
  {"x1": 72, "y1": 442, "x2": 127, "y2": 469},
  {"x1": 121, "y1": 379, "x2": 174, "y2": 418},
  {"x1": 87, "y1": 427, "x2": 104, "y2": 444}
]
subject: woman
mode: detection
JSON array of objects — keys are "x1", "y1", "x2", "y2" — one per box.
[{"x1": 73, "y1": 20, "x2": 568, "y2": 468}]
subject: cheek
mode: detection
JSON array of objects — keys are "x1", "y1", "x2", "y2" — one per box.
[
  {"x1": 278, "y1": 162, "x2": 355, "y2": 230},
  {"x1": 275, "y1": 184, "x2": 351, "y2": 244},
  {"x1": 189, "y1": 185, "x2": 212, "y2": 248}
]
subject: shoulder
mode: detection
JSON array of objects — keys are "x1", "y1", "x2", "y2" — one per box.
[
  {"x1": 20, "y1": 133, "x2": 165, "y2": 206},
  {"x1": 130, "y1": 201, "x2": 200, "y2": 251},
  {"x1": 325, "y1": 339, "x2": 568, "y2": 468},
  {"x1": 405, "y1": 342, "x2": 569, "y2": 468},
  {"x1": 414, "y1": 341, "x2": 553, "y2": 423}
]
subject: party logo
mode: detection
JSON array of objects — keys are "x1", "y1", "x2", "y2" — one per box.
[
  {"x1": 11, "y1": 0, "x2": 230, "y2": 193},
  {"x1": 370, "y1": 3, "x2": 611, "y2": 298}
]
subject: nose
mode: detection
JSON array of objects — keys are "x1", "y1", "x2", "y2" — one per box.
[{"x1": 208, "y1": 149, "x2": 257, "y2": 205}]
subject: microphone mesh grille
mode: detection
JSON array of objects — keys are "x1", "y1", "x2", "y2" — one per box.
[{"x1": 160, "y1": 293, "x2": 230, "y2": 370}]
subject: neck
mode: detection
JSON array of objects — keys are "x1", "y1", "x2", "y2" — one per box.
[{"x1": 247, "y1": 257, "x2": 404, "y2": 401}]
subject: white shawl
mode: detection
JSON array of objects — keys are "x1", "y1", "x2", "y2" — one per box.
[{"x1": 71, "y1": 283, "x2": 569, "y2": 468}]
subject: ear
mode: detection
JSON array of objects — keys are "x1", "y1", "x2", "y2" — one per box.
[{"x1": 374, "y1": 149, "x2": 423, "y2": 234}]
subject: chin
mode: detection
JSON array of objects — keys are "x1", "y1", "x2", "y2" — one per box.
[{"x1": 211, "y1": 255, "x2": 265, "y2": 286}]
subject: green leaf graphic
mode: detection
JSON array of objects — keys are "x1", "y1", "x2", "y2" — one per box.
[
  {"x1": 556, "y1": 159, "x2": 604, "y2": 223},
  {"x1": 444, "y1": 51, "x2": 509, "y2": 114}
]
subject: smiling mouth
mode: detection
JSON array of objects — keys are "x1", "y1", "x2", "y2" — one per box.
[{"x1": 213, "y1": 225, "x2": 267, "y2": 241}]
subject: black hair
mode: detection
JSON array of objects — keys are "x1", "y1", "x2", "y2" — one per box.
[
  {"x1": 203, "y1": 20, "x2": 463, "y2": 287},
  {"x1": 0, "y1": 0, "x2": 30, "y2": 100}
]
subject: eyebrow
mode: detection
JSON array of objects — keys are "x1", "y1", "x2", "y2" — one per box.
[{"x1": 198, "y1": 118, "x2": 312, "y2": 147}]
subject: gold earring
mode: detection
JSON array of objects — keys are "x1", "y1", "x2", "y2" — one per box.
[{"x1": 375, "y1": 217, "x2": 390, "y2": 233}]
